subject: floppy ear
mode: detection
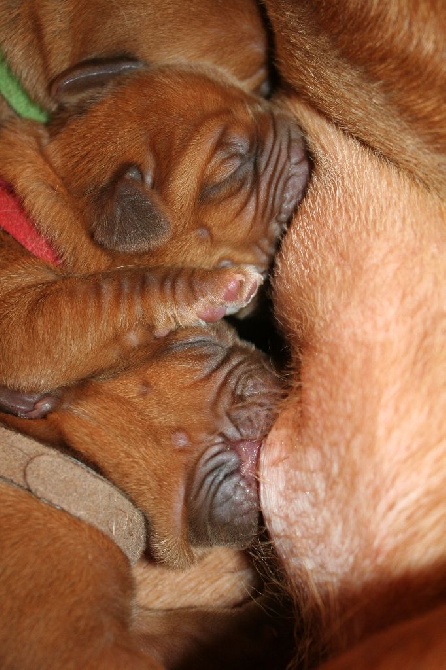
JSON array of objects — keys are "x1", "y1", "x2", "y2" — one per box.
[
  {"x1": 49, "y1": 57, "x2": 145, "y2": 107},
  {"x1": 90, "y1": 164, "x2": 172, "y2": 254}
]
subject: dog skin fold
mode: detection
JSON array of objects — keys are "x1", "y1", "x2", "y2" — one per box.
[
  {"x1": 0, "y1": 321, "x2": 285, "y2": 668},
  {"x1": 0, "y1": 61, "x2": 309, "y2": 406}
]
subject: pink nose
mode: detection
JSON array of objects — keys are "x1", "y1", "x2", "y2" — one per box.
[{"x1": 231, "y1": 439, "x2": 261, "y2": 481}]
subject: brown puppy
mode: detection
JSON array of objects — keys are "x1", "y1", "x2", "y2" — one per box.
[
  {"x1": 0, "y1": 59, "x2": 308, "y2": 414},
  {"x1": 0, "y1": 0, "x2": 270, "y2": 108},
  {"x1": 257, "y1": 1, "x2": 446, "y2": 668},
  {"x1": 0, "y1": 320, "x2": 282, "y2": 668}
]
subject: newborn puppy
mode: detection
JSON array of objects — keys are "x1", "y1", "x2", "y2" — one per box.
[
  {"x1": 0, "y1": 320, "x2": 281, "y2": 668},
  {"x1": 46, "y1": 59, "x2": 307, "y2": 271},
  {"x1": 0, "y1": 59, "x2": 308, "y2": 414},
  {"x1": 0, "y1": 0, "x2": 270, "y2": 110},
  {"x1": 2, "y1": 320, "x2": 281, "y2": 566}
]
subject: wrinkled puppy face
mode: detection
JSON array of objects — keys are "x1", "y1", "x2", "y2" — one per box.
[
  {"x1": 46, "y1": 62, "x2": 309, "y2": 274},
  {"x1": 52, "y1": 321, "x2": 282, "y2": 566}
]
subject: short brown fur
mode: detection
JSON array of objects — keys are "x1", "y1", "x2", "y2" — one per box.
[
  {"x1": 0, "y1": 320, "x2": 283, "y2": 668},
  {"x1": 260, "y1": 1, "x2": 446, "y2": 668}
]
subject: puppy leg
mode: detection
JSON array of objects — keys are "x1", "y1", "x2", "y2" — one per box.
[
  {"x1": 0, "y1": 386, "x2": 60, "y2": 418},
  {"x1": 0, "y1": 118, "x2": 103, "y2": 272},
  {"x1": 0, "y1": 260, "x2": 261, "y2": 396},
  {"x1": 134, "y1": 597, "x2": 292, "y2": 670},
  {"x1": 0, "y1": 482, "x2": 161, "y2": 669},
  {"x1": 134, "y1": 547, "x2": 294, "y2": 669},
  {"x1": 1, "y1": 481, "x2": 287, "y2": 669}
]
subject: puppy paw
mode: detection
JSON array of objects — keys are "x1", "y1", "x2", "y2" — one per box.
[
  {"x1": 0, "y1": 386, "x2": 60, "y2": 419},
  {"x1": 153, "y1": 266, "x2": 263, "y2": 336},
  {"x1": 196, "y1": 265, "x2": 262, "y2": 322}
]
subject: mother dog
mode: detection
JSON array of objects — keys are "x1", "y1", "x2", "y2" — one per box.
[{"x1": 260, "y1": 0, "x2": 446, "y2": 668}]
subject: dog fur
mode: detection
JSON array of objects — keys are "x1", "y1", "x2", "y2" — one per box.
[
  {"x1": 259, "y1": 0, "x2": 446, "y2": 668},
  {"x1": 0, "y1": 0, "x2": 270, "y2": 110},
  {"x1": 0, "y1": 59, "x2": 308, "y2": 410},
  {"x1": 0, "y1": 2, "x2": 305, "y2": 665},
  {"x1": 263, "y1": 0, "x2": 445, "y2": 196},
  {"x1": 0, "y1": 320, "x2": 284, "y2": 668},
  {"x1": 2, "y1": 0, "x2": 444, "y2": 667}
]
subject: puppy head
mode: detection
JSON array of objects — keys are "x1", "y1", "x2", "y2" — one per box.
[
  {"x1": 11, "y1": 322, "x2": 282, "y2": 567},
  {"x1": 46, "y1": 59, "x2": 309, "y2": 274}
]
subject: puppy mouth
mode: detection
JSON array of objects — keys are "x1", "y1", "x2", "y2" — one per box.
[
  {"x1": 187, "y1": 438, "x2": 261, "y2": 549},
  {"x1": 275, "y1": 124, "x2": 310, "y2": 228}
]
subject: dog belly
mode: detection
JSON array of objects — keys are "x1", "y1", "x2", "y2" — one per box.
[{"x1": 259, "y1": 100, "x2": 446, "y2": 662}]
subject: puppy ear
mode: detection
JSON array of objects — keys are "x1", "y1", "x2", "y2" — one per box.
[
  {"x1": 91, "y1": 164, "x2": 171, "y2": 253},
  {"x1": 49, "y1": 57, "x2": 145, "y2": 107}
]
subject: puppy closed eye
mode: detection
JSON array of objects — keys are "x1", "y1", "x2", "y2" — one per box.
[{"x1": 201, "y1": 137, "x2": 254, "y2": 201}]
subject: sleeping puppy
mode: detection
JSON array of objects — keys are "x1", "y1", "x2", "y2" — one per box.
[
  {"x1": 0, "y1": 59, "x2": 309, "y2": 415},
  {"x1": 0, "y1": 320, "x2": 282, "y2": 668},
  {"x1": 0, "y1": 0, "x2": 270, "y2": 109},
  {"x1": 257, "y1": 0, "x2": 446, "y2": 668}
]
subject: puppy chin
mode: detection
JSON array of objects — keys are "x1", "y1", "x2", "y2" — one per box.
[{"x1": 187, "y1": 438, "x2": 261, "y2": 549}]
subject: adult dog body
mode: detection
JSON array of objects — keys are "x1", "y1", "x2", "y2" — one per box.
[{"x1": 259, "y1": 1, "x2": 446, "y2": 668}]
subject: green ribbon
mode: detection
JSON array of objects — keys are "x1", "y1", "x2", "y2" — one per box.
[{"x1": 0, "y1": 53, "x2": 48, "y2": 122}]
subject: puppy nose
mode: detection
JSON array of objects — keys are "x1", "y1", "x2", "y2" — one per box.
[{"x1": 231, "y1": 439, "x2": 261, "y2": 480}]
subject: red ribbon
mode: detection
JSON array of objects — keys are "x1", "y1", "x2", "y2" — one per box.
[{"x1": 0, "y1": 179, "x2": 59, "y2": 265}]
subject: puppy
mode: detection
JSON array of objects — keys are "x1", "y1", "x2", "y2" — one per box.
[
  {"x1": 257, "y1": 1, "x2": 446, "y2": 668},
  {"x1": 0, "y1": 59, "x2": 309, "y2": 414},
  {"x1": 0, "y1": 319, "x2": 283, "y2": 668},
  {"x1": 0, "y1": 0, "x2": 270, "y2": 110}
]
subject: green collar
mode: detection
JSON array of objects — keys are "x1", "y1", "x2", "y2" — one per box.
[{"x1": 0, "y1": 53, "x2": 48, "y2": 122}]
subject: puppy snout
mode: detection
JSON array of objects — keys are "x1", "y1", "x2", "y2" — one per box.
[
  {"x1": 255, "y1": 109, "x2": 309, "y2": 234},
  {"x1": 186, "y1": 342, "x2": 282, "y2": 550},
  {"x1": 187, "y1": 442, "x2": 260, "y2": 549},
  {"x1": 228, "y1": 357, "x2": 283, "y2": 440}
]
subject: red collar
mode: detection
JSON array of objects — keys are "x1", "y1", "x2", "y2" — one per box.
[{"x1": 0, "y1": 179, "x2": 60, "y2": 265}]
